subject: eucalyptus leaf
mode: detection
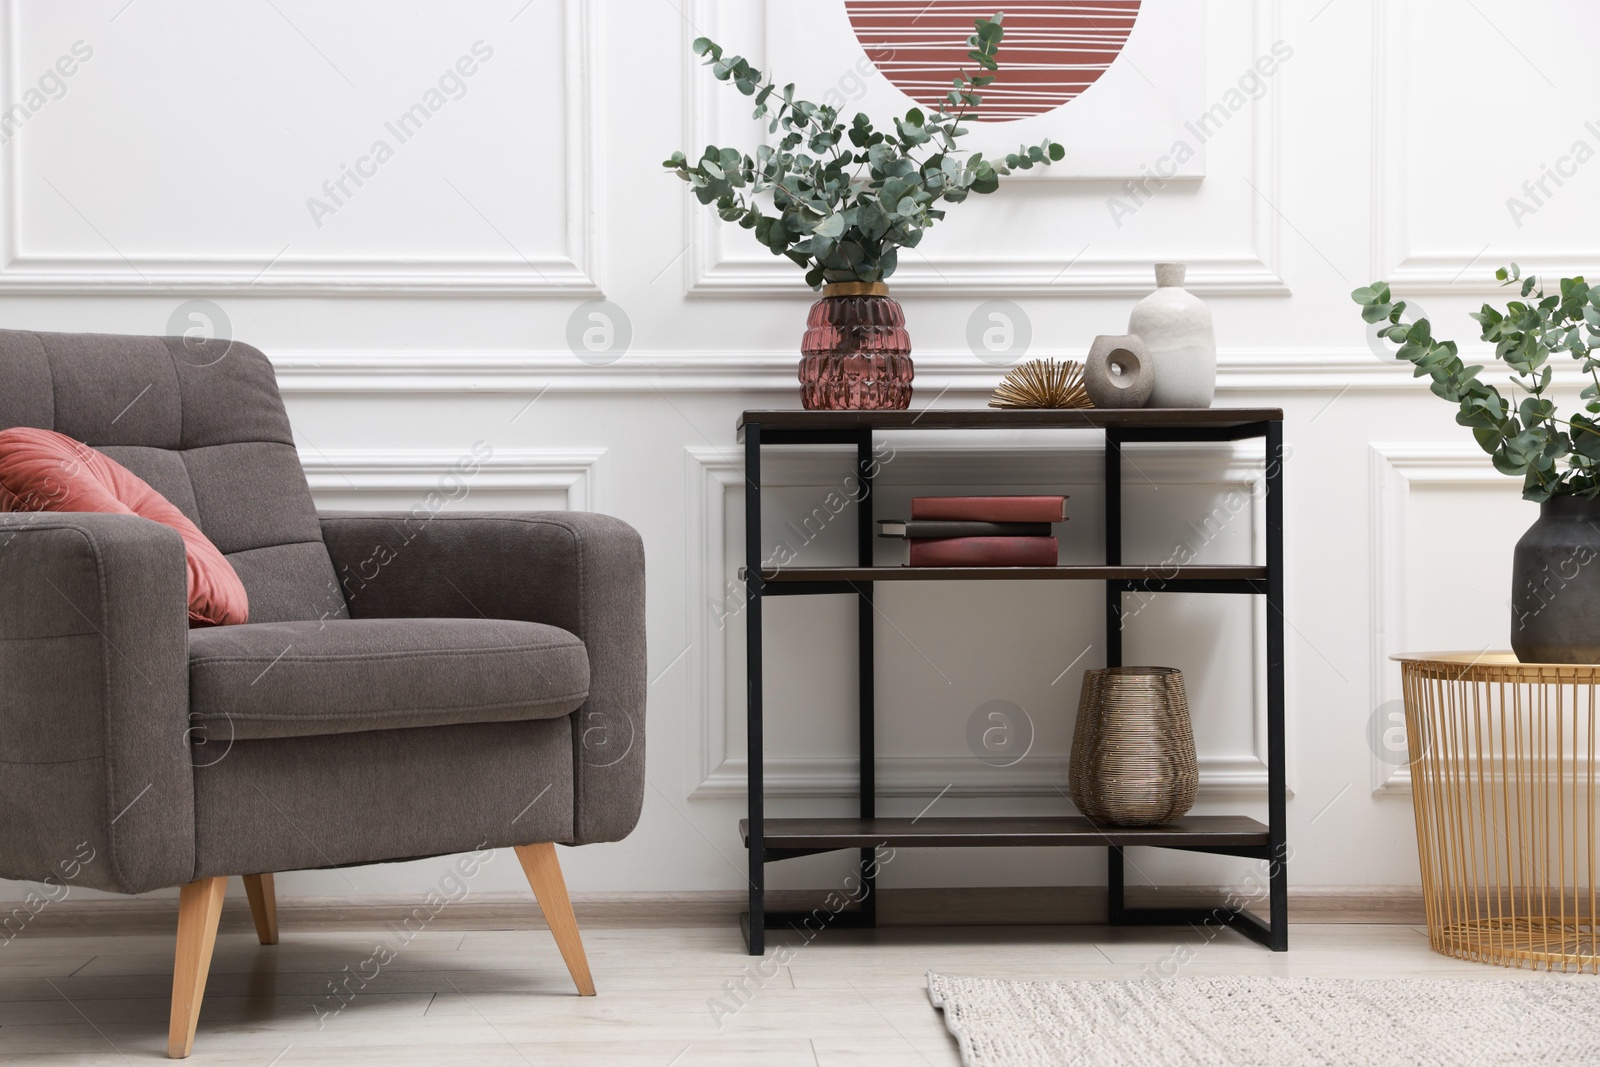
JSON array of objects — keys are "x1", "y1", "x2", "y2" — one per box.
[{"x1": 814, "y1": 213, "x2": 846, "y2": 239}]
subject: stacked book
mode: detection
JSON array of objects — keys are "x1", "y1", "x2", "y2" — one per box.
[{"x1": 878, "y1": 495, "x2": 1065, "y2": 567}]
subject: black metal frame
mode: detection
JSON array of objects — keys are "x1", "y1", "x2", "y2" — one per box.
[
  {"x1": 741, "y1": 416, "x2": 1288, "y2": 955},
  {"x1": 1102, "y1": 421, "x2": 1288, "y2": 951}
]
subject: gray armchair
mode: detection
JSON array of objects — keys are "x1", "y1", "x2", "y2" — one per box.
[{"x1": 0, "y1": 329, "x2": 646, "y2": 1057}]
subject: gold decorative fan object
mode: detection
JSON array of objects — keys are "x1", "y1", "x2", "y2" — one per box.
[{"x1": 988, "y1": 358, "x2": 1092, "y2": 409}]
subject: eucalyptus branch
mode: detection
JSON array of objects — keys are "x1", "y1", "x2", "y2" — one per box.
[
  {"x1": 664, "y1": 13, "x2": 1065, "y2": 289},
  {"x1": 1355, "y1": 265, "x2": 1600, "y2": 501}
]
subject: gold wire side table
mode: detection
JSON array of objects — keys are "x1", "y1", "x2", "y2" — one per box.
[{"x1": 1397, "y1": 652, "x2": 1600, "y2": 972}]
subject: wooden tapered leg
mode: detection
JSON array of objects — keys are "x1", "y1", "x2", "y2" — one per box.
[
  {"x1": 514, "y1": 842, "x2": 596, "y2": 996},
  {"x1": 241, "y1": 873, "x2": 278, "y2": 946},
  {"x1": 168, "y1": 876, "x2": 228, "y2": 1058}
]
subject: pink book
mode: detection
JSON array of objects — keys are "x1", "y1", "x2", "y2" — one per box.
[
  {"x1": 910, "y1": 495, "x2": 1067, "y2": 522},
  {"x1": 908, "y1": 536, "x2": 1059, "y2": 567}
]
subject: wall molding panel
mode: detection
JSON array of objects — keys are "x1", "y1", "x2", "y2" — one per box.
[
  {"x1": 679, "y1": 0, "x2": 1286, "y2": 297},
  {"x1": 301, "y1": 447, "x2": 603, "y2": 511},
  {"x1": 1368, "y1": 0, "x2": 1597, "y2": 294},
  {"x1": 0, "y1": 0, "x2": 603, "y2": 295},
  {"x1": 1367, "y1": 443, "x2": 1517, "y2": 792}
]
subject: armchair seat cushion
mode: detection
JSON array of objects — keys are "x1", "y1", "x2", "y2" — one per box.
[{"x1": 187, "y1": 617, "x2": 589, "y2": 741}]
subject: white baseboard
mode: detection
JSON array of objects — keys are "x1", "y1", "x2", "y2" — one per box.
[{"x1": 5, "y1": 886, "x2": 1425, "y2": 936}]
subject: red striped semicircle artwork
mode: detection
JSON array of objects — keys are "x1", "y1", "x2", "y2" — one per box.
[{"x1": 845, "y1": 0, "x2": 1142, "y2": 122}]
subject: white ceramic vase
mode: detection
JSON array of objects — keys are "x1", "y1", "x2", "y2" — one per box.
[{"x1": 1127, "y1": 263, "x2": 1216, "y2": 408}]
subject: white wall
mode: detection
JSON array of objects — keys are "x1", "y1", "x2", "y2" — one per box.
[{"x1": 2, "y1": 0, "x2": 1591, "y2": 903}]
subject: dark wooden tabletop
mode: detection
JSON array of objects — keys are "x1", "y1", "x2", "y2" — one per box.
[{"x1": 738, "y1": 408, "x2": 1283, "y2": 432}]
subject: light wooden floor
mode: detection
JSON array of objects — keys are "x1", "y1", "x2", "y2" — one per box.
[{"x1": 0, "y1": 917, "x2": 1573, "y2": 1065}]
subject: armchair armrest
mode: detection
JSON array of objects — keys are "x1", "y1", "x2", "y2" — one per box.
[
  {"x1": 318, "y1": 511, "x2": 647, "y2": 844},
  {"x1": 0, "y1": 512, "x2": 192, "y2": 895}
]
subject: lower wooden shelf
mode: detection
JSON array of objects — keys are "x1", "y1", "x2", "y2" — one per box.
[
  {"x1": 740, "y1": 815, "x2": 1270, "y2": 853},
  {"x1": 745, "y1": 565, "x2": 1268, "y2": 583}
]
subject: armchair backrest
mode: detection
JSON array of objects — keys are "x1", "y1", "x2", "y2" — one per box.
[{"x1": 0, "y1": 329, "x2": 346, "y2": 623}]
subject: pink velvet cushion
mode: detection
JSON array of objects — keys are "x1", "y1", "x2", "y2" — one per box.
[{"x1": 0, "y1": 427, "x2": 249, "y2": 627}]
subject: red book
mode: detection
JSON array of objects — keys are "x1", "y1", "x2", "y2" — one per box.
[
  {"x1": 908, "y1": 536, "x2": 1058, "y2": 567},
  {"x1": 910, "y1": 495, "x2": 1067, "y2": 522}
]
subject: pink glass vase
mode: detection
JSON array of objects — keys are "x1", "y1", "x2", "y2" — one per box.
[{"x1": 799, "y1": 282, "x2": 914, "y2": 410}]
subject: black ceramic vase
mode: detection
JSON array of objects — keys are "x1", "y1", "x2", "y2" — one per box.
[{"x1": 1511, "y1": 496, "x2": 1600, "y2": 663}]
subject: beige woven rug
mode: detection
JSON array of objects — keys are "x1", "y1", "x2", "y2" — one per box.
[{"x1": 927, "y1": 972, "x2": 1600, "y2": 1066}]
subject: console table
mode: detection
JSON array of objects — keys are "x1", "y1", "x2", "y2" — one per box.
[{"x1": 737, "y1": 408, "x2": 1288, "y2": 955}]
